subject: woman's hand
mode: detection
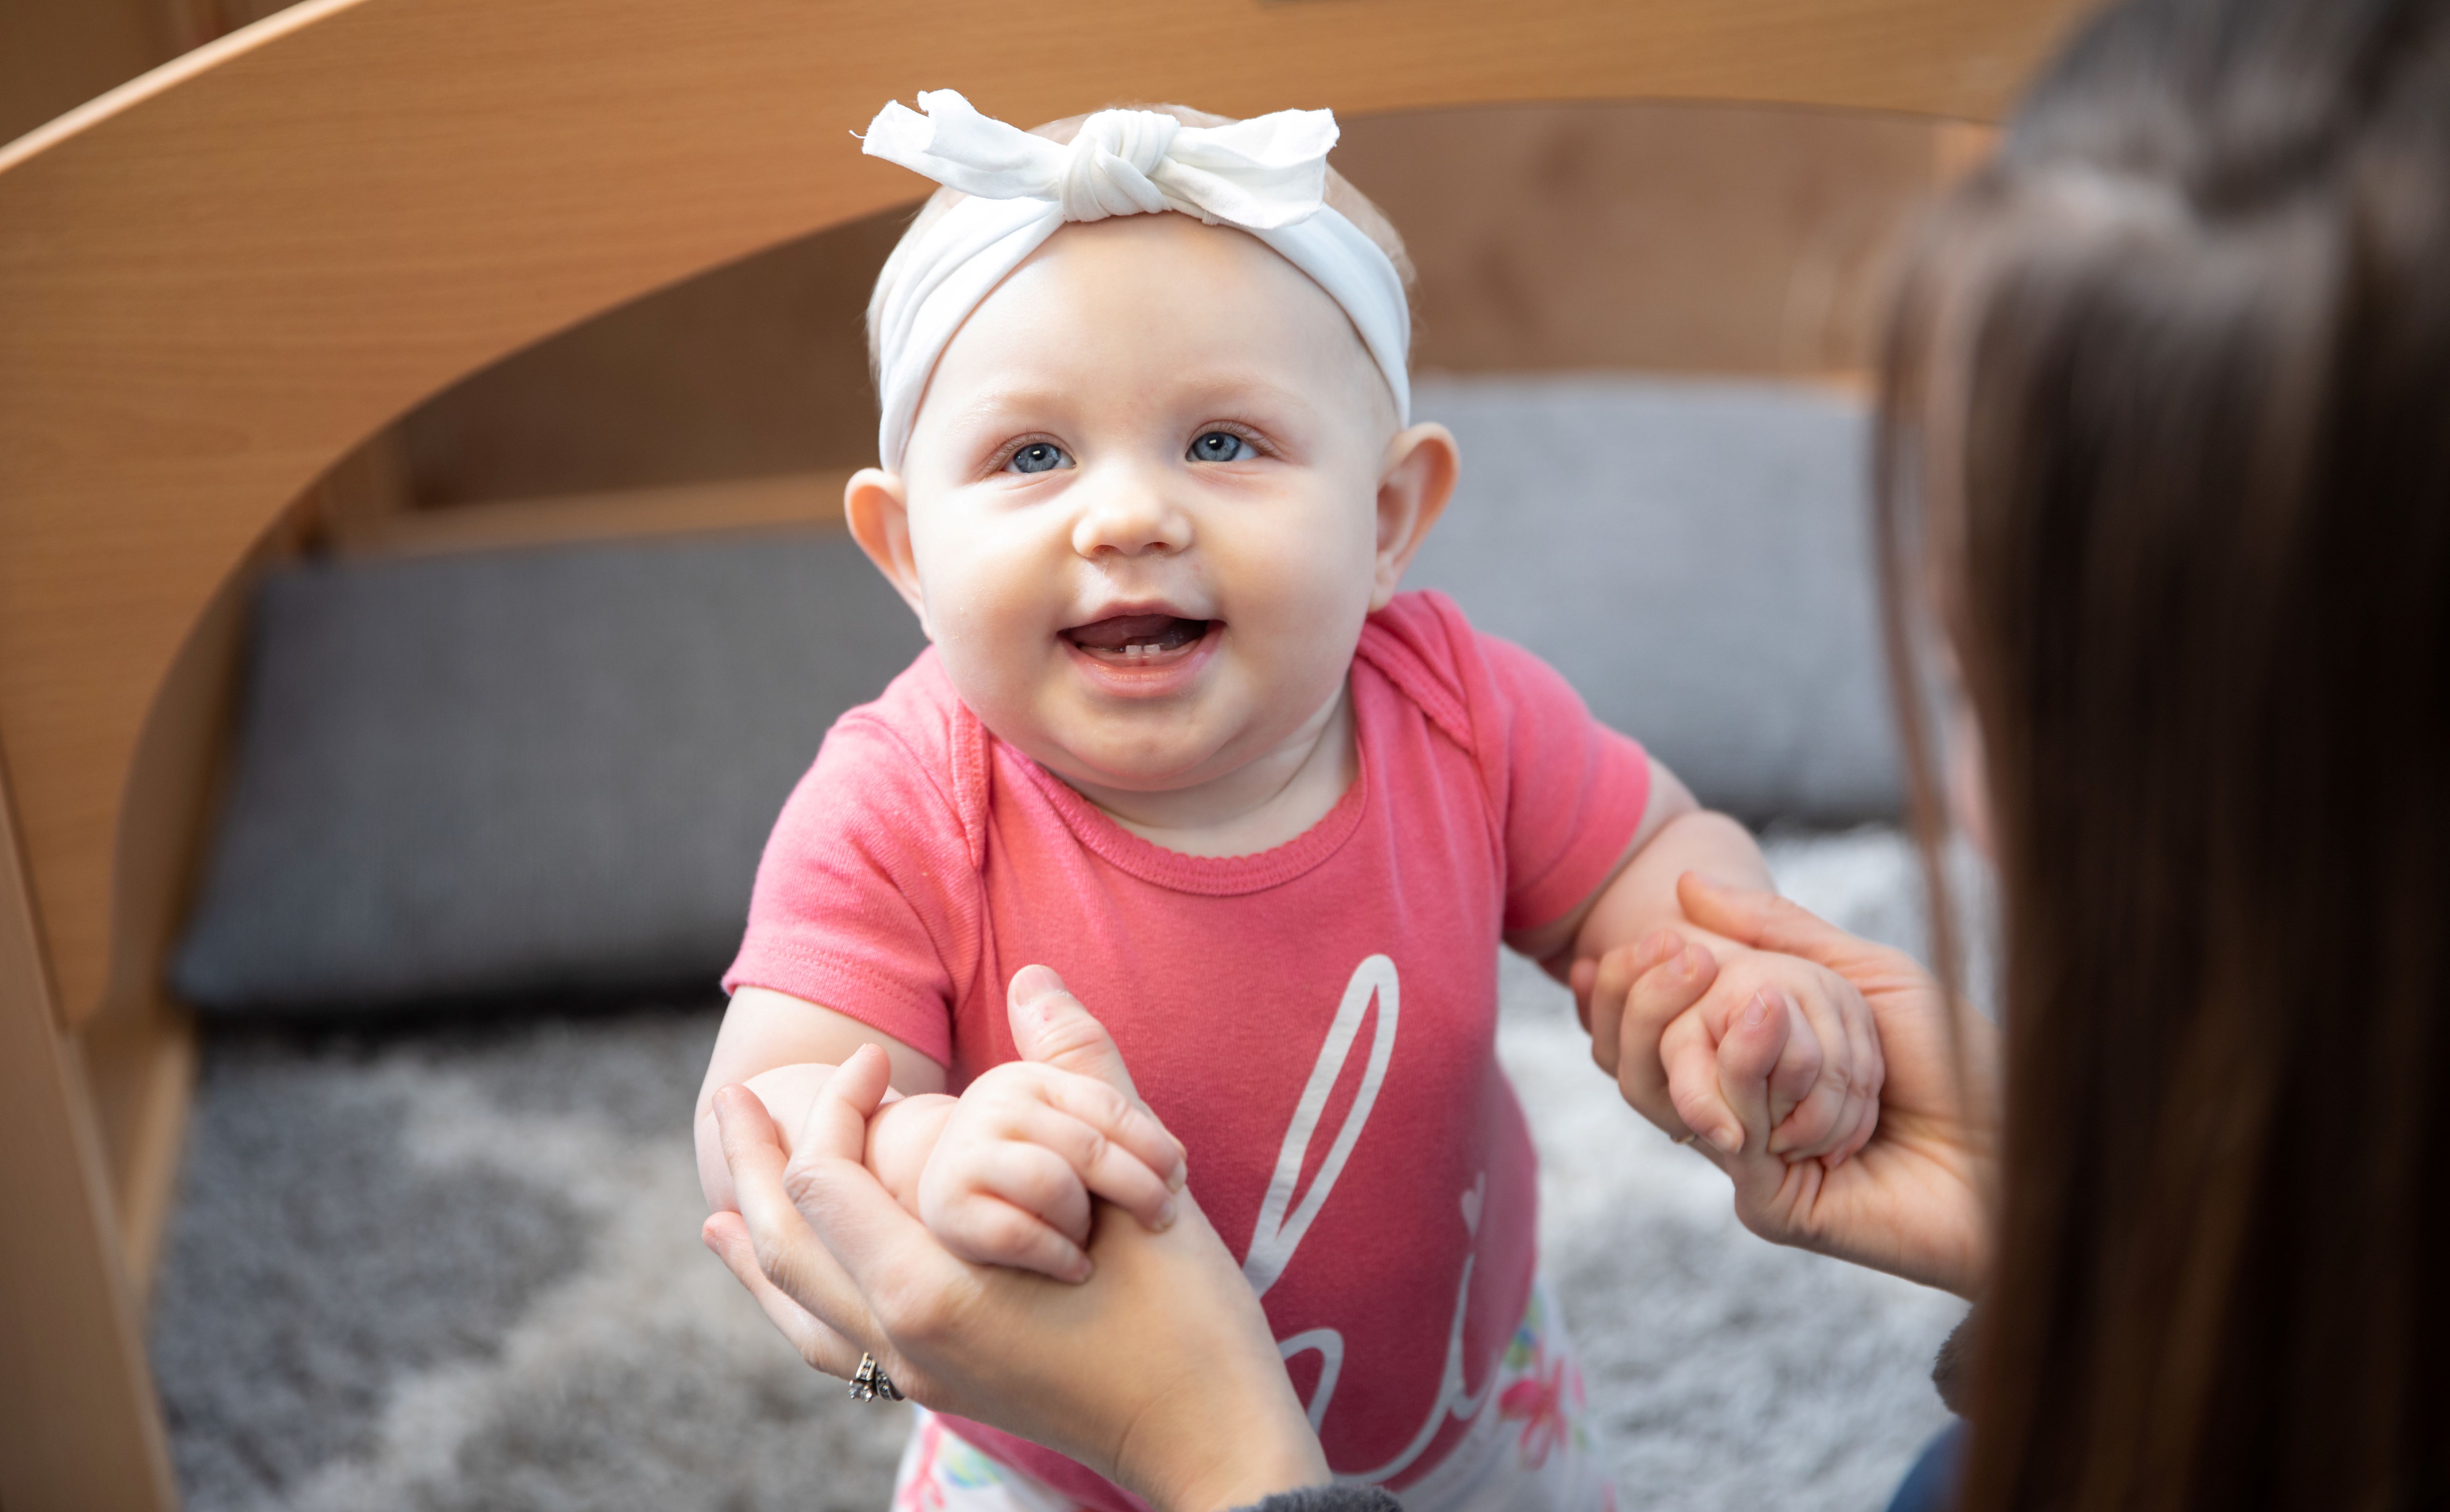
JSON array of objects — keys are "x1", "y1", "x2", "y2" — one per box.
[
  {"x1": 1599, "y1": 873, "x2": 1998, "y2": 1296},
  {"x1": 1592, "y1": 940, "x2": 1884, "y2": 1167},
  {"x1": 700, "y1": 969, "x2": 1329, "y2": 1512}
]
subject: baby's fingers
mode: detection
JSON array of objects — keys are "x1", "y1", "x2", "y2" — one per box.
[
  {"x1": 1586, "y1": 944, "x2": 1636, "y2": 1078},
  {"x1": 1021, "y1": 1067, "x2": 1187, "y2": 1195},
  {"x1": 1588, "y1": 931, "x2": 1688, "y2": 1077},
  {"x1": 1661, "y1": 1009, "x2": 1735, "y2": 1151},
  {"x1": 1764, "y1": 1036, "x2": 1849, "y2": 1158},
  {"x1": 1832, "y1": 983, "x2": 1886, "y2": 1164},
  {"x1": 1763, "y1": 985, "x2": 1876, "y2": 1160},
  {"x1": 1766, "y1": 995, "x2": 1827, "y2": 1133},
  {"x1": 935, "y1": 1196, "x2": 1094, "y2": 1284},
  {"x1": 1711, "y1": 989, "x2": 1791, "y2": 1160},
  {"x1": 1827, "y1": 1078, "x2": 1883, "y2": 1171},
  {"x1": 925, "y1": 1144, "x2": 1095, "y2": 1282},
  {"x1": 1007, "y1": 1101, "x2": 1179, "y2": 1234},
  {"x1": 1603, "y1": 935, "x2": 1717, "y2": 1120}
]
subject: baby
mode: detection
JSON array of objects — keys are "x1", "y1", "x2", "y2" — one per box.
[{"x1": 696, "y1": 93, "x2": 1881, "y2": 1512}]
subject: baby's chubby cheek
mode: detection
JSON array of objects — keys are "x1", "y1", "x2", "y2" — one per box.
[
  {"x1": 901, "y1": 513, "x2": 1062, "y2": 670},
  {"x1": 895, "y1": 556, "x2": 1109, "y2": 757},
  {"x1": 1217, "y1": 516, "x2": 1379, "y2": 657}
]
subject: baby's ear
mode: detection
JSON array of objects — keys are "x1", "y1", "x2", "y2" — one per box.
[
  {"x1": 1371, "y1": 423, "x2": 1459, "y2": 611},
  {"x1": 844, "y1": 469, "x2": 929, "y2": 629}
]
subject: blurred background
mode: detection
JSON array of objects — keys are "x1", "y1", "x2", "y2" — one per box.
[{"x1": 7, "y1": 6, "x2": 1991, "y2": 1509}]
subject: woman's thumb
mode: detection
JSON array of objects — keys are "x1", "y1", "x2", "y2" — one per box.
[
  {"x1": 1008, "y1": 965, "x2": 1141, "y2": 1096},
  {"x1": 1677, "y1": 873, "x2": 1853, "y2": 969}
]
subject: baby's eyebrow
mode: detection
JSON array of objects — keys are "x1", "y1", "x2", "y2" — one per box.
[
  {"x1": 941, "y1": 384, "x2": 1076, "y2": 425},
  {"x1": 1160, "y1": 373, "x2": 1315, "y2": 414},
  {"x1": 940, "y1": 373, "x2": 1321, "y2": 434}
]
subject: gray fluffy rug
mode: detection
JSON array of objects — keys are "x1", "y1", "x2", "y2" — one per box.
[{"x1": 149, "y1": 828, "x2": 1970, "y2": 1512}]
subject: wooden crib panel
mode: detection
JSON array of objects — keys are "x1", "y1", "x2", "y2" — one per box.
[{"x1": 0, "y1": 777, "x2": 179, "y2": 1512}]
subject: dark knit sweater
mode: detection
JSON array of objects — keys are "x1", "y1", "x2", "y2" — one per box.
[{"x1": 1247, "y1": 1486, "x2": 1401, "y2": 1512}]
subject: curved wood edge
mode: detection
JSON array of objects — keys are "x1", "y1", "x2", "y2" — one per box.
[
  {"x1": 0, "y1": 0, "x2": 366, "y2": 175},
  {"x1": 0, "y1": 774, "x2": 177, "y2": 1511},
  {"x1": 0, "y1": 0, "x2": 2087, "y2": 1027}
]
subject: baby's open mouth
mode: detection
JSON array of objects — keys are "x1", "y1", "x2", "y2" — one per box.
[{"x1": 1061, "y1": 613, "x2": 1213, "y2": 664}]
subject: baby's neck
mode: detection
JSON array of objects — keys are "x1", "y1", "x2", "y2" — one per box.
[{"x1": 1069, "y1": 681, "x2": 1356, "y2": 859}]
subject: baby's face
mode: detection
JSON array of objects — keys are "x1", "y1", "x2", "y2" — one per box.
[{"x1": 872, "y1": 212, "x2": 1426, "y2": 798}]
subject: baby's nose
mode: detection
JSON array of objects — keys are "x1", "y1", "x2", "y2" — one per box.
[{"x1": 1071, "y1": 482, "x2": 1192, "y2": 558}]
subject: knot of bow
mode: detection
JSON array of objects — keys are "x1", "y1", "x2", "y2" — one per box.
[{"x1": 860, "y1": 89, "x2": 1337, "y2": 232}]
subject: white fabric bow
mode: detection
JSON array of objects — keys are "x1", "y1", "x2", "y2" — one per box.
[{"x1": 860, "y1": 90, "x2": 1411, "y2": 469}]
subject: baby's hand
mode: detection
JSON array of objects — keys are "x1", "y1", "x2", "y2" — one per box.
[
  {"x1": 696, "y1": 1062, "x2": 957, "y2": 1215},
  {"x1": 698, "y1": 966, "x2": 1187, "y2": 1282},
  {"x1": 1578, "y1": 931, "x2": 1883, "y2": 1166},
  {"x1": 1702, "y1": 945, "x2": 1882, "y2": 1162},
  {"x1": 915, "y1": 1056, "x2": 1187, "y2": 1283}
]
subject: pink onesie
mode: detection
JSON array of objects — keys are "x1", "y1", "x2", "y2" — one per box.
[{"x1": 725, "y1": 590, "x2": 1649, "y2": 1509}]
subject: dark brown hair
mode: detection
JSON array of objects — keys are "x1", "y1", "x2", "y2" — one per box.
[{"x1": 1875, "y1": 0, "x2": 2450, "y2": 1504}]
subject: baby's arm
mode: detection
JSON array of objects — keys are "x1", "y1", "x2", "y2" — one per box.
[
  {"x1": 693, "y1": 985, "x2": 948, "y2": 1212},
  {"x1": 1508, "y1": 756, "x2": 1882, "y2": 1164}
]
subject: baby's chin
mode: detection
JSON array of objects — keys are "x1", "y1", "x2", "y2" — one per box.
[
  {"x1": 1015, "y1": 730, "x2": 1241, "y2": 798},
  {"x1": 950, "y1": 667, "x2": 1296, "y2": 798},
  {"x1": 980, "y1": 704, "x2": 1254, "y2": 796}
]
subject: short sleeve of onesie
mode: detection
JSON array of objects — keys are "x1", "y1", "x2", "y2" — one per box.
[
  {"x1": 1361, "y1": 592, "x2": 1652, "y2": 935},
  {"x1": 721, "y1": 657, "x2": 982, "y2": 1067},
  {"x1": 1478, "y1": 630, "x2": 1653, "y2": 931}
]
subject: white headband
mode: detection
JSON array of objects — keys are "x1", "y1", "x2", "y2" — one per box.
[{"x1": 860, "y1": 90, "x2": 1412, "y2": 470}]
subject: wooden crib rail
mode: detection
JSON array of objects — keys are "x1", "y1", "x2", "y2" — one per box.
[{"x1": 0, "y1": 0, "x2": 2080, "y2": 1505}]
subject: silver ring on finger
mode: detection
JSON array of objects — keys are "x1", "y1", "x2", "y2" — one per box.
[{"x1": 849, "y1": 1352, "x2": 904, "y2": 1403}]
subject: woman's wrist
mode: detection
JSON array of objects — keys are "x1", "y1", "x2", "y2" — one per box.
[
  {"x1": 1163, "y1": 1432, "x2": 1331, "y2": 1512},
  {"x1": 1129, "y1": 1375, "x2": 1329, "y2": 1512},
  {"x1": 1187, "y1": 1443, "x2": 1334, "y2": 1512}
]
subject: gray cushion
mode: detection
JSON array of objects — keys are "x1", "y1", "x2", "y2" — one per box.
[
  {"x1": 1406, "y1": 376, "x2": 1898, "y2": 822},
  {"x1": 174, "y1": 377, "x2": 1895, "y2": 1013},
  {"x1": 172, "y1": 531, "x2": 926, "y2": 1013}
]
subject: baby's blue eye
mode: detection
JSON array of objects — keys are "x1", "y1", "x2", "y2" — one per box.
[
  {"x1": 1188, "y1": 431, "x2": 1255, "y2": 463},
  {"x1": 1006, "y1": 442, "x2": 1071, "y2": 475}
]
